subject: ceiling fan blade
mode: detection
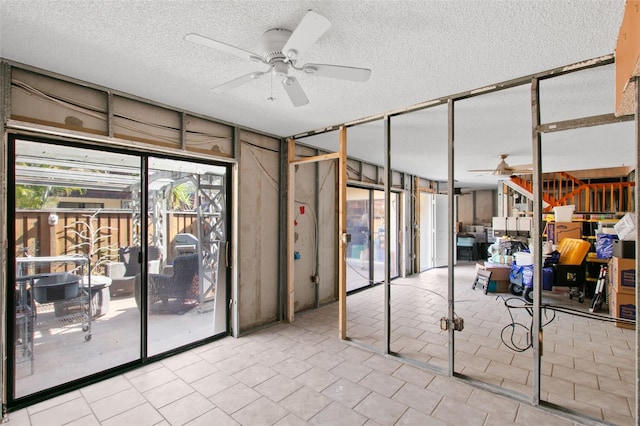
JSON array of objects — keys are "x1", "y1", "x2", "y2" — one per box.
[
  {"x1": 302, "y1": 63, "x2": 371, "y2": 82},
  {"x1": 511, "y1": 163, "x2": 533, "y2": 170},
  {"x1": 282, "y1": 10, "x2": 331, "y2": 60},
  {"x1": 213, "y1": 71, "x2": 266, "y2": 93},
  {"x1": 184, "y1": 33, "x2": 267, "y2": 64},
  {"x1": 282, "y1": 76, "x2": 309, "y2": 107}
]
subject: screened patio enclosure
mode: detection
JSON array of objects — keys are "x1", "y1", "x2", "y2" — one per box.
[{"x1": 10, "y1": 138, "x2": 230, "y2": 403}]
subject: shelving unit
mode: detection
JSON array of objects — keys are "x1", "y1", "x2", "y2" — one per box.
[{"x1": 15, "y1": 255, "x2": 92, "y2": 375}]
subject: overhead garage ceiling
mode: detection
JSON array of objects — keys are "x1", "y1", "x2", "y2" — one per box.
[{"x1": 0, "y1": 0, "x2": 635, "y2": 190}]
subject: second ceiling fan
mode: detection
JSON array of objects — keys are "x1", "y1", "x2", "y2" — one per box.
[
  {"x1": 185, "y1": 10, "x2": 372, "y2": 107},
  {"x1": 468, "y1": 154, "x2": 533, "y2": 176}
]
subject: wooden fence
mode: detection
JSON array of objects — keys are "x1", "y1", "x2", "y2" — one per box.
[{"x1": 15, "y1": 210, "x2": 198, "y2": 273}]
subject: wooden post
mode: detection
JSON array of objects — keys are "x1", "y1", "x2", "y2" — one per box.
[
  {"x1": 286, "y1": 137, "x2": 347, "y2": 326},
  {"x1": 287, "y1": 138, "x2": 296, "y2": 322},
  {"x1": 338, "y1": 126, "x2": 347, "y2": 339}
]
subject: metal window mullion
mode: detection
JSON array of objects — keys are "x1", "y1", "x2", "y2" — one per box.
[
  {"x1": 232, "y1": 127, "x2": 240, "y2": 337},
  {"x1": 368, "y1": 191, "x2": 374, "y2": 287},
  {"x1": 634, "y1": 76, "x2": 640, "y2": 422},
  {"x1": 140, "y1": 156, "x2": 148, "y2": 360},
  {"x1": 531, "y1": 77, "x2": 543, "y2": 406},
  {"x1": 447, "y1": 99, "x2": 455, "y2": 376},
  {"x1": 314, "y1": 149, "x2": 320, "y2": 308},
  {"x1": 384, "y1": 115, "x2": 391, "y2": 354}
]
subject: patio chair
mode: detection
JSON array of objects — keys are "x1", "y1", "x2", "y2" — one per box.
[
  {"x1": 105, "y1": 246, "x2": 162, "y2": 297},
  {"x1": 146, "y1": 253, "x2": 199, "y2": 314}
]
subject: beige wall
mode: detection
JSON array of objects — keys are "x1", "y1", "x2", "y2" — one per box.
[
  {"x1": 237, "y1": 132, "x2": 281, "y2": 330},
  {"x1": 457, "y1": 189, "x2": 496, "y2": 228}
]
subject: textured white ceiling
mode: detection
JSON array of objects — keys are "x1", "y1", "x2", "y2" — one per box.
[{"x1": 0, "y1": 0, "x2": 634, "y2": 190}]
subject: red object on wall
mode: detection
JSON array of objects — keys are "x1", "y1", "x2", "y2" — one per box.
[{"x1": 299, "y1": 206, "x2": 305, "y2": 214}]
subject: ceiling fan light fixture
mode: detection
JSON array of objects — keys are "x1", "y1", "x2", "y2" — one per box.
[{"x1": 272, "y1": 61, "x2": 288, "y2": 79}]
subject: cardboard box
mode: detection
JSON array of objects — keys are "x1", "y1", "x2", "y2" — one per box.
[
  {"x1": 487, "y1": 280, "x2": 510, "y2": 293},
  {"x1": 476, "y1": 263, "x2": 511, "y2": 293},
  {"x1": 546, "y1": 222, "x2": 582, "y2": 244},
  {"x1": 613, "y1": 239, "x2": 635, "y2": 259},
  {"x1": 477, "y1": 263, "x2": 511, "y2": 281},
  {"x1": 614, "y1": 212, "x2": 636, "y2": 241},
  {"x1": 608, "y1": 285, "x2": 636, "y2": 330},
  {"x1": 610, "y1": 256, "x2": 636, "y2": 294}
]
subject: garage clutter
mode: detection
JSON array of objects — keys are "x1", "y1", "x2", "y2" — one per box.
[{"x1": 472, "y1": 212, "x2": 636, "y2": 328}]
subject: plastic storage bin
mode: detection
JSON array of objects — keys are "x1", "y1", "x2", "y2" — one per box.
[
  {"x1": 557, "y1": 238, "x2": 590, "y2": 265},
  {"x1": 34, "y1": 273, "x2": 80, "y2": 303},
  {"x1": 514, "y1": 252, "x2": 533, "y2": 265},
  {"x1": 553, "y1": 205, "x2": 575, "y2": 222}
]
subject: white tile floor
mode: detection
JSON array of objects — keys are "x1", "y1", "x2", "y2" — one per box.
[{"x1": 4, "y1": 263, "x2": 635, "y2": 425}]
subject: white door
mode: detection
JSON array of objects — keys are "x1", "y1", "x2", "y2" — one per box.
[
  {"x1": 433, "y1": 193, "x2": 449, "y2": 268},
  {"x1": 419, "y1": 192, "x2": 432, "y2": 270}
]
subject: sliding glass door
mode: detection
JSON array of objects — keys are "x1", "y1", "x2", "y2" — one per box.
[
  {"x1": 146, "y1": 157, "x2": 228, "y2": 356},
  {"x1": 11, "y1": 139, "x2": 143, "y2": 399},
  {"x1": 9, "y1": 137, "x2": 230, "y2": 405},
  {"x1": 345, "y1": 186, "x2": 400, "y2": 292}
]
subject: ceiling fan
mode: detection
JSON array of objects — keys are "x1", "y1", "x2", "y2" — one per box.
[
  {"x1": 184, "y1": 10, "x2": 372, "y2": 107},
  {"x1": 468, "y1": 154, "x2": 532, "y2": 176}
]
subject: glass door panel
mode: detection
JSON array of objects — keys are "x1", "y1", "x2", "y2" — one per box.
[
  {"x1": 372, "y1": 190, "x2": 399, "y2": 285},
  {"x1": 146, "y1": 157, "x2": 228, "y2": 356},
  {"x1": 346, "y1": 187, "x2": 371, "y2": 292},
  {"x1": 12, "y1": 139, "x2": 142, "y2": 400}
]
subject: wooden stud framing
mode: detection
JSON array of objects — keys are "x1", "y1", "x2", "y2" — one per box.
[
  {"x1": 290, "y1": 152, "x2": 339, "y2": 165},
  {"x1": 287, "y1": 137, "x2": 343, "y2": 327},
  {"x1": 287, "y1": 138, "x2": 296, "y2": 322}
]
